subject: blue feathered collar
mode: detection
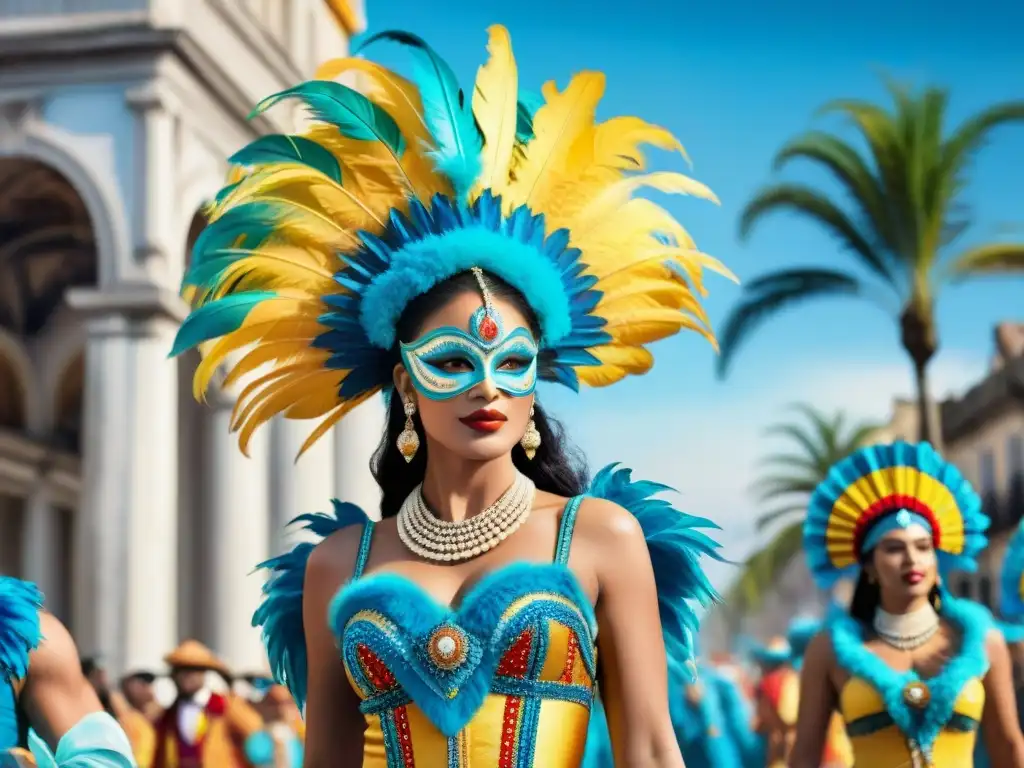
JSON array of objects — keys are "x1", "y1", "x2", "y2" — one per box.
[
  {"x1": 0, "y1": 577, "x2": 42, "y2": 683},
  {"x1": 829, "y1": 596, "x2": 991, "y2": 755}
]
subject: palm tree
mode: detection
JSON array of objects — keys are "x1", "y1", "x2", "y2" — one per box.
[
  {"x1": 717, "y1": 80, "x2": 1024, "y2": 443},
  {"x1": 726, "y1": 404, "x2": 878, "y2": 615}
]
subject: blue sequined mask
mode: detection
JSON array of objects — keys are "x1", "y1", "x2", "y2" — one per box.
[{"x1": 400, "y1": 306, "x2": 538, "y2": 400}]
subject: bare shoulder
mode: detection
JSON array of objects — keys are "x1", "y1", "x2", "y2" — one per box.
[
  {"x1": 27, "y1": 612, "x2": 81, "y2": 682},
  {"x1": 985, "y1": 626, "x2": 1010, "y2": 658},
  {"x1": 572, "y1": 496, "x2": 644, "y2": 548},
  {"x1": 305, "y1": 523, "x2": 369, "y2": 587}
]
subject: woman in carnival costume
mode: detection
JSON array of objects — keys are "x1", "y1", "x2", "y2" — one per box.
[
  {"x1": 171, "y1": 23, "x2": 732, "y2": 768},
  {"x1": 789, "y1": 441, "x2": 1024, "y2": 768},
  {"x1": 0, "y1": 577, "x2": 137, "y2": 767}
]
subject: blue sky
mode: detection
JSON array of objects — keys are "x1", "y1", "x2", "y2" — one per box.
[{"x1": 356, "y1": 0, "x2": 1024, "y2": 586}]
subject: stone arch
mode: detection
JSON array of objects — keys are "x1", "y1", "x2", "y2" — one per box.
[
  {"x1": 0, "y1": 113, "x2": 130, "y2": 286},
  {"x1": 0, "y1": 328, "x2": 33, "y2": 431}
]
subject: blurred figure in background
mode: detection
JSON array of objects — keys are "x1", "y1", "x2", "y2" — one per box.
[
  {"x1": 751, "y1": 637, "x2": 797, "y2": 768},
  {"x1": 151, "y1": 641, "x2": 259, "y2": 768},
  {"x1": 81, "y1": 658, "x2": 154, "y2": 766},
  {"x1": 120, "y1": 673, "x2": 160, "y2": 723},
  {"x1": 242, "y1": 686, "x2": 303, "y2": 768}
]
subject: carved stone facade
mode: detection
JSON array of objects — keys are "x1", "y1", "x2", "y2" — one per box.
[{"x1": 0, "y1": 0, "x2": 384, "y2": 677}]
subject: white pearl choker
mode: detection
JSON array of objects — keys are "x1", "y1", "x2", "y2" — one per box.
[
  {"x1": 397, "y1": 472, "x2": 536, "y2": 562},
  {"x1": 873, "y1": 603, "x2": 940, "y2": 650}
]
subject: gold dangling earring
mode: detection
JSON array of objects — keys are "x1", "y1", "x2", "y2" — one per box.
[
  {"x1": 396, "y1": 398, "x2": 420, "y2": 463},
  {"x1": 520, "y1": 404, "x2": 541, "y2": 460}
]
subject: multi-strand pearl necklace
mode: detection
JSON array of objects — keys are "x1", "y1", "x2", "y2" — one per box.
[
  {"x1": 397, "y1": 472, "x2": 536, "y2": 562},
  {"x1": 873, "y1": 603, "x2": 940, "y2": 650}
]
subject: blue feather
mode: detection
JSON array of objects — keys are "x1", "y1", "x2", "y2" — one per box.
[
  {"x1": 587, "y1": 463, "x2": 722, "y2": 680},
  {"x1": 251, "y1": 502, "x2": 370, "y2": 709},
  {"x1": 0, "y1": 576, "x2": 42, "y2": 683},
  {"x1": 252, "y1": 81, "x2": 405, "y2": 156},
  {"x1": 1001, "y1": 519, "x2": 1024, "y2": 619},
  {"x1": 229, "y1": 135, "x2": 342, "y2": 183},
  {"x1": 360, "y1": 30, "x2": 482, "y2": 195},
  {"x1": 169, "y1": 291, "x2": 277, "y2": 357}
]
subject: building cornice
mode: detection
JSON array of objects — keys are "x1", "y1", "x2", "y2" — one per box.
[
  {"x1": 941, "y1": 358, "x2": 1024, "y2": 443},
  {"x1": 324, "y1": 0, "x2": 366, "y2": 35}
]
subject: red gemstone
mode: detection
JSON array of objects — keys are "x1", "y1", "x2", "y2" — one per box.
[{"x1": 479, "y1": 315, "x2": 498, "y2": 341}]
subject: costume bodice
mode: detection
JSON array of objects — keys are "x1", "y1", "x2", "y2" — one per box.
[
  {"x1": 830, "y1": 598, "x2": 991, "y2": 767},
  {"x1": 330, "y1": 496, "x2": 597, "y2": 768}
]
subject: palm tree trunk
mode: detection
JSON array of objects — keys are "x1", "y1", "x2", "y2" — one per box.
[{"x1": 913, "y1": 357, "x2": 933, "y2": 444}]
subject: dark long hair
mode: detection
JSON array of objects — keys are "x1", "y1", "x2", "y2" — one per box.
[
  {"x1": 370, "y1": 271, "x2": 589, "y2": 518},
  {"x1": 848, "y1": 554, "x2": 943, "y2": 627}
]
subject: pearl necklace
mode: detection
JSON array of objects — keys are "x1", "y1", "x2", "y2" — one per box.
[
  {"x1": 873, "y1": 603, "x2": 940, "y2": 650},
  {"x1": 397, "y1": 472, "x2": 536, "y2": 562}
]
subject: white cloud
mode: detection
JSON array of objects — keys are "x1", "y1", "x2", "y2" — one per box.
[{"x1": 548, "y1": 349, "x2": 989, "y2": 591}]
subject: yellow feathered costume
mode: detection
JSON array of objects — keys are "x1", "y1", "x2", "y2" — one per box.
[{"x1": 171, "y1": 24, "x2": 734, "y2": 453}]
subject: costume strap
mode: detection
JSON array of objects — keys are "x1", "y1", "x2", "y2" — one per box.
[
  {"x1": 553, "y1": 496, "x2": 584, "y2": 566},
  {"x1": 352, "y1": 521, "x2": 376, "y2": 580}
]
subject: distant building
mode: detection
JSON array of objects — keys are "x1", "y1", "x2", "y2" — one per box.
[
  {"x1": 0, "y1": 1, "x2": 383, "y2": 677},
  {"x1": 941, "y1": 322, "x2": 1024, "y2": 611}
]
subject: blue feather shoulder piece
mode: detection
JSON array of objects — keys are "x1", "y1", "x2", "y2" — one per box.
[
  {"x1": 586, "y1": 463, "x2": 723, "y2": 679},
  {"x1": 1001, "y1": 519, "x2": 1024, "y2": 621},
  {"x1": 251, "y1": 501, "x2": 370, "y2": 710},
  {"x1": 0, "y1": 576, "x2": 42, "y2": 683}
]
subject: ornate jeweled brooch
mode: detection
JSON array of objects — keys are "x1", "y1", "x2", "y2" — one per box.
[
  {"x1": 903, "y1": 680, "x2": 931, "y2": 709},
  {"x1": 427, "y1": 625, "x2": 468, "y2": 671}
]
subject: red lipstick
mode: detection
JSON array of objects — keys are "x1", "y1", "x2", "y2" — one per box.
[
  {"x1": 459, "y1": 409, "x2": 507, "y2": 433},
  {"x1": 903, "y1": 570, "x2": 925, "y2": 585}
]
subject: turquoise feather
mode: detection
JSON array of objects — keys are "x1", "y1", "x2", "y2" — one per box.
[
  {"x1": 0, "y1": 576, "x2": 41, "y2": 684},
  {"x1": 360, "y1": 30, "x2": 482, "y2": 196},
  {"x1": 229, "y1": 135, "x2": 343, "y2": 183},
  {"x1": 169, "y1": 291, "x2": 277, "y2": 357},
  {"x1": 251, "y1": 81, "x2": 405, "y2": 156}
]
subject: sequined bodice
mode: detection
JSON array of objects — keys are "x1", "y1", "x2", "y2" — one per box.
[{"x1": 330, "y1": 497, "x2": 598, "y2": 767}]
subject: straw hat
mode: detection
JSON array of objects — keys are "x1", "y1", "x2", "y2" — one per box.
[{"x1": 164, "y1": 640, "x2": 229, "y2": 676}]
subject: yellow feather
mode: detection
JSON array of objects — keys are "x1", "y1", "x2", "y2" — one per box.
[
  {"x1": 503, "y1": 72, "x2": 606, "y2": 211},
  {"x1": 575, "y1": 364, "x2": 627, "y2": 388},
  {"x1": 472, "y1": 24, "x2": 519, "y2": 195},
  {"x1": 314, "y1": 57, "x2": 432, "y2": 145},
  {"x1": 297, "y1": 389, "x2": 378, "y2": 458},
  {"x1": 577, "y1": 171, "x2": 719, "y2": 226},
  {"x1": 221, "y1": 342, "x2": 326, "y2": 391},
  {"x1": 590, "y1": 343, "x2": 654, "y2": 372},
  {"x1": 604, "y1": 308, "x2": 717, "y2": 349},
  {"x1": 592, "y1": 116, "x2": 689, "y2": 170},
  {"x1": 236, "y1": 368, "x2": 335, "y2": 455},
  {"x1": 283, "y1": 377, "x2": 346, "y2": 419}
]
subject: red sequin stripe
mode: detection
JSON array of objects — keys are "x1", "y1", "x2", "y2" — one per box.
[
  {"x1": 560, "y1": 630, "x2": 579, "y2": 683},
  {"x1": 851, "y1": 494, "x2": 940, "y2": 556},
  {"x1": 394, "y1": 706, "x2": 415, "y2": 767},
  {"x1": 497, "y1": 631, "x2": 533, "y2": 767},
  {"x1": 357, "y1": 643, "x2": 396, "y2": 691}
]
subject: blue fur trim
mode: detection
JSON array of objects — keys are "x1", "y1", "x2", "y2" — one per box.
[
  {"x1": 251, "y1": 501, "x2": 371, "y2": 710},
  {"x1": 805, "y1": 441, "x2": 989, "y2": 589},
  {"x1": 786, "y1": 616, "x2": 823, "y2": 664},
  {"x1": 360, "y1": 226, "x2": 570, "y2": 349},
  {"x1": 0, "y1": 576, "x2": 42, "y2": 683},
  {"x1": 829, "y1": 595, "x2": 992, "y2": 756},
  {"x1": 316, "y1": 192, "x2": 609, "y2": 399},
  {"x1": 997, "y1": 620, "x2": 1024, "y2": 644},
  {"x1": 329, "y1": 563, "x2": 595, "y2": 737},
  {"x1": 588, "y1": 463, "x2": 723, "y2": 681},
  {"x1": 1001, "y1": 519, "x2": 1024, "y2": 619}
]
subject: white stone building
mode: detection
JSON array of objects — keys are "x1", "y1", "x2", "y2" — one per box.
[{"x1": 0, "y1": 0, "x2": 385, "y2": 678}]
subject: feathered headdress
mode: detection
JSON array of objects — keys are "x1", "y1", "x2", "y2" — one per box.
[
  {"x1": 170, "y1": 25, "x2": 733, "y2": 454},
  {"x1": 804, "y1": 441, "x2": 988, "y2": 589},
  {"x1": 1000, "y1": 519, "x2": 1024, "y2": 621}
]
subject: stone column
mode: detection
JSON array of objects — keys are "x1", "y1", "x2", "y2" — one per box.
[
  {"x1": 204, "y1": 389, "x2": 271, "y2": 671},
  {"x1": 269, "y1": 418, "x2": 335, "y2": 554},
  {"x1": 21, "y1": 487, "x2": 63, "y2": 618},
  {"x1": 67, "y1": 285, "x2": 183, "y2": 678},
  {"x1": 333, "y1": 394, "x2": 386, "y2": 521}
]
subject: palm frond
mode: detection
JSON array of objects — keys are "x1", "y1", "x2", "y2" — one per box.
[
  {"x1": 715, "y1": 268, "x2": 865, "y2": 378},
  {"x1": 946, "y1": 243, "x2": 1024, "y2": 279},
  {"x1": 726, "y1": 522, "x2": 804, "y2": 614},
  {"x1": 755, "y1": 504, "x2": 809, "y2": 533},
  {"x1": 739, "y1": 184, "x2": 898, "y2": 289}
]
